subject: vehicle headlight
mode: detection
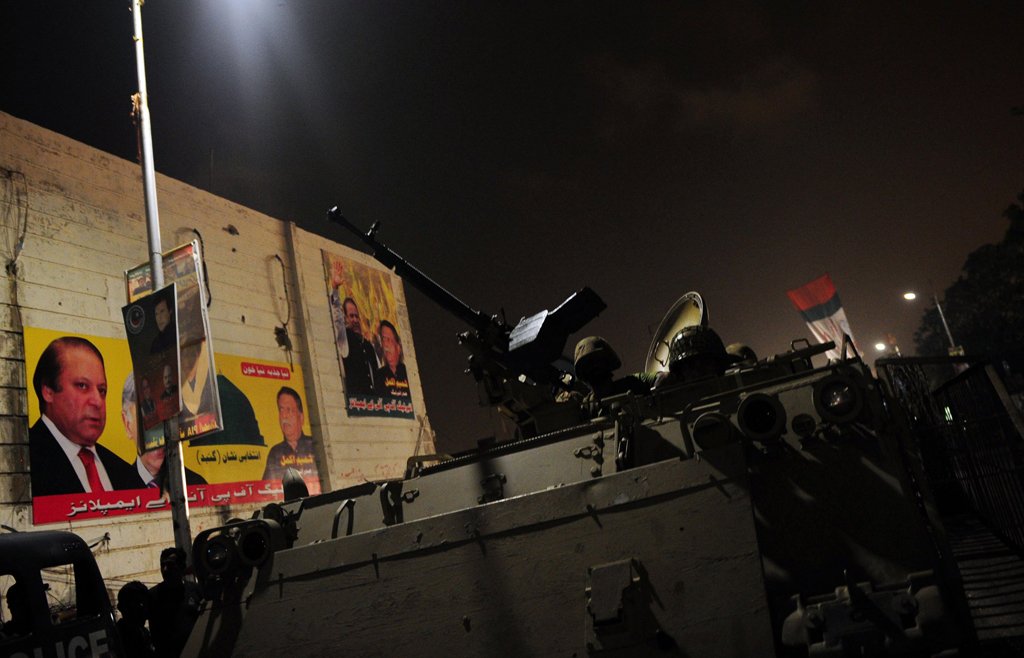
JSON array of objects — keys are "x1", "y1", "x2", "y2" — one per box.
[
  {"x1": 813, "y1": 375, "x2": 863, "y2": 424},
  {"x1": 238, "y1": 523, "x2": 273, "y2": 567},
  {"x1": 201, "y1": 535, "x2": 237, "y2": 576},
  {"x1": 692, "y1": 412, "x2": 738, "y2": 449},
  {"x1": 737, "y1": 393, "x2": 786, "y2": 442}
]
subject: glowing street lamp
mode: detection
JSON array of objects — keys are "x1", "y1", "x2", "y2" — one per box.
[{"x1": 875, "y1": 333, "x2": 901, "y2": 357}]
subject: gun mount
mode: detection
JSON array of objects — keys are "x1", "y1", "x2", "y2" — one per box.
[{"x1": 328, "y1": 207, "x2": 605, "y2": 436}]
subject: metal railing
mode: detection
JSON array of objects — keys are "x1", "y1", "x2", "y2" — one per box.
[{"x1": 877, "y1": 356, "x2": 1024, "y2": 552}]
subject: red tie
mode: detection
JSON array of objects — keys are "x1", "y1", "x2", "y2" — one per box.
[{"x1": 78, "y1": 448, "x2": 104, "y2": 493}]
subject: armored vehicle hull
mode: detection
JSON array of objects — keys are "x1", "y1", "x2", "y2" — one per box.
[{"x1": 185, "y1": 350, "x2": 966, "y2": 657}]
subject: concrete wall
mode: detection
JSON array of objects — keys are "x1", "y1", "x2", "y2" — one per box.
[{"x1": 0, "y1": 112, "x2": 434, "y2": 600}]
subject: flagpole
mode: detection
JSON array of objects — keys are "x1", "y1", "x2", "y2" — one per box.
[{"x1": 131, "y1": 0, "x2": 193, "y2": 561}]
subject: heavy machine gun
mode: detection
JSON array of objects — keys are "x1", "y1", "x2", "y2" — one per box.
[{"x1": 328, "y1": 206, "x2": 605, "y2": 436}]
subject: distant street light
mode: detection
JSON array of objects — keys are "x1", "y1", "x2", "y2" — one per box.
[
  {"x1": 875, "y1": 333, "x2": 901, "y2": 357},
  {"x1": 903, "y1": 290, "x2": 957, "y2": 350}
]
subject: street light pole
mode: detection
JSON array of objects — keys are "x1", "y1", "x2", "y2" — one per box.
[
  {"x1": 131, "y1": 0, "x2": 193, "y2": 561},
  {"x1": 933, "y1": 293, "x2": 957, "y2": 349},
  {"x1": 905, "y1": 290, "x2": 959, "y2": 352}
]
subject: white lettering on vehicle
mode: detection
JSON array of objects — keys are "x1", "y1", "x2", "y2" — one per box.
[{"x1": 11, "y1": 629, "x2": 112, "y2": 658}]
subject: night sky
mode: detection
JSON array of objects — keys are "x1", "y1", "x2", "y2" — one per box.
[{"x1": 3, "y1": 2, "x2": 1022, "y2": 452}]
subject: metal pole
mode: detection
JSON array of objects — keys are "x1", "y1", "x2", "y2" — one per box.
[
  {"x1": 932, "y1": 293, "x2": 957, "y2": 349},
  {"x1": 131, "y1": 0, "x2": 193, "y2": 561}
]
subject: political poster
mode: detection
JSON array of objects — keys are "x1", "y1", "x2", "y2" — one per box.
[
  {"x1": 189, "y1": 354, "x2": 321, "y2": 496},
  {"x1": 126, "y1": 241, "x2": 223, "y2": 442},
  {"x1": 24, "y1": 326, "x2": 318, "y2": 524},
  {"x1": 122, "y1": 283, "x2": 181, "y2": 432},
  {"x1": 323, "y1": 250, "x2": 415, "y2": 419}
]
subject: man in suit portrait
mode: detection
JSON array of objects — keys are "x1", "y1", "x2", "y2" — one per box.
[
  {"x1": 262, "y1": 386, "x2": 317, "y2": 485},
  {"x1": 139, "y1": 377, "x2": 157, "y2": 419},
  {"x1": 374, "y1": 320, "x2": 411, "y2": 400},
  {"x1": 160, "y1": 363, "x2": 179, "y2": 399},
  {"x1": 339, "y1": 297, "x2": 378, "y2": 396},
  {"x1": 149, "y1": 296, "x2": 176, "y2": 354},
  {"x1": 29, "y1": 336, "x2": 143, "y2": 496}
]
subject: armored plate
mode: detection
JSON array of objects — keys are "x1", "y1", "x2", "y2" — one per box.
[{"x1": 186, "y1": 446, "x2": 775, "y2": 657}]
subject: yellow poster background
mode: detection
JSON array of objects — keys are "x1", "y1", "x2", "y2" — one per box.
[
  {"x1": 324, "y1": 250, "x2": 400, "y2": 358},
  {"x1": 323, "y1": 249, "x2": 415, "y2": 419},
  {"x1": 197, "y1": 354, "x2": 312, "y2": 484},
  {"x1": 24, "y1": 328, "x2": 311, "y2": 487},
  {"x1": 25, "y1": 328, "x2": 140, "y2": 467}
]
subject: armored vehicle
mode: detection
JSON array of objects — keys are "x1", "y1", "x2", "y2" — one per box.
[
  {"x1": 182, "y1": 212, "x2": 972, "y2": 657},
  {"x1": 0, "y1": 530, "x2": 124, "y2": 657}
]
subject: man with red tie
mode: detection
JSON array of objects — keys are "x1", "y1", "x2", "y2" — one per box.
[{"x1": 29, "y1": 336, "x2": 144, "y2": 496}]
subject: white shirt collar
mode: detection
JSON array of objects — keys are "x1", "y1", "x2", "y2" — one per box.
[{"x1": 134, "y1": 457, "x2": 156, "y2": 486}]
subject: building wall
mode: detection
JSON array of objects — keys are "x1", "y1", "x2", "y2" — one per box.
[{"x1": 0, "y1": 112, "x2": 434, "y2": 598}]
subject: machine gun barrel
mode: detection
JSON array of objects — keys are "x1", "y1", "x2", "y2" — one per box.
[
  {"x1": 328, "y1": 206, "x2": 501, "y2": 337},
  {"x1": 328, "y1": 205, "x2": 605, "y2": 435}
]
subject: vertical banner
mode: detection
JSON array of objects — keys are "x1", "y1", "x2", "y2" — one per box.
[
  {"x1": 786, "y1": 273, "x2": 859, "y2": 359},
  {"x1": 122, "y1": 283, "x2": 181, "y2": 432},
  {"x1": 323, "y1": 250, "x2": 415, "y2": 419},
  {"x1": 126, "y1": 241, "x2": 223, "y2": 441},
  {"x1": 25, "y1": 326, "x2": 318, "y2": 524}
]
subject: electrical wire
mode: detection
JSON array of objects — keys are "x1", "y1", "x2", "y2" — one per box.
[
  {"x1": 191, "y1": 228, "x2": 213, "y2": 307},
  {"x1": 273, "y1": 254, "x2": 291, "y2": 326},
  {"x1": 2, "y1": 167, "x2": 29, "y2": 276},
  {"x1": 273, "y1": 254, "x2": 294, "y2": 370}
]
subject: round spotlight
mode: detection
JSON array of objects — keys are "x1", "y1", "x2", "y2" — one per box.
[
  {"x1": 692, "y1": 412, "x2": 738, "y2": 449},
  {"x1": 238, "y1": 525, "x2": 271, "y2": 567},
  {"x1": 202, "y1": 535, "x2": 237, "y2": 576},
  {"x1": 791, "y1": 413, "x2": 817, "y2": 438},
  {"x1": 737, "y1": 394, "x2": 786, "y2": 442},
  {"x1": 903, "y1": 292, "x2": 917, "y2": 301},
  {"x1": 813, "y1": 375, "x2": 863, "y2": 424}
]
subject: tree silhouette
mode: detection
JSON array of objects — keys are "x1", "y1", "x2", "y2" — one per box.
[{"x1": 913, "y1": 190, "x2": 1024, "y2": 370}]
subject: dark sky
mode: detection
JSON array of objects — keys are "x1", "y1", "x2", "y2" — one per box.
[{"x1": 3, "y1": 1, "x2": 1022, "y2": 452}]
